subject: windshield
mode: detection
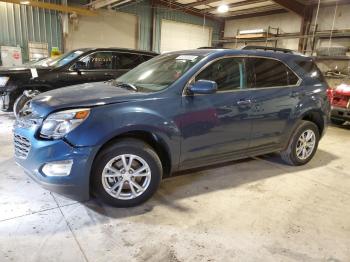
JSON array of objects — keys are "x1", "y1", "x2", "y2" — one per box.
[
  {"x1": 116, "y1": 54, "x2": 204, "y2": 92},
  {"x1": 46, "y1": 50, "x2": 85, "y2": 68},
  {"x1": 29, "y1": 57, "x2": 54, "y2": 67}
]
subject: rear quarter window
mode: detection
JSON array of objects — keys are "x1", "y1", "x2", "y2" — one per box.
[
  {"x1": 247, "y1": 58, "x2": 299, "y2": 88},
  {"x1": 295, "y1": 60, "x2": 325, "y2": 82}
]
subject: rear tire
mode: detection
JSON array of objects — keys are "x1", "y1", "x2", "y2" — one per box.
[
  {"x1": 91, "y1": 138, "x2": 163, "y2": 207},
  {"x1": 280, "y1": 120, "x2": 320, "y2": 166},
  {"x1": 331, "y1": 118, "x2": 345, "y2": 125}
]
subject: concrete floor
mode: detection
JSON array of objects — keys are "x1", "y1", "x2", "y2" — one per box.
[{"x1": 0, "y1": 111, "x2": 349, "y2": 262}]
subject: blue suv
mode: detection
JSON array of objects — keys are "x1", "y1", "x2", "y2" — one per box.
[{"x1": 14, "y1": 47, "x2": 330, "y2": 207}]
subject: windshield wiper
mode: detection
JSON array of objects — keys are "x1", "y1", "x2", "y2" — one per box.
[{"x1": 112, "y1": 80, "x2": 138, "y2": 92}]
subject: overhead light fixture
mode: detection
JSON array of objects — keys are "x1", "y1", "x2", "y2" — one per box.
[
  {"x1": 239, "y1": 29, "x2": 265, "y2": 35},
  {"x1": 20, "y1": 1, "x2": 30, "y2": 4},
  {"x1": 217, "y1": 4, "x2": 229, "y2": 13}
]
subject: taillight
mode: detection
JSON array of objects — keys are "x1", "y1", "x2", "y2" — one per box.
[{"x1": 326, "y1": 87, "x2": 334, "y2": 103}]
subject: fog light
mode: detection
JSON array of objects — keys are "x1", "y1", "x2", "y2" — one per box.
[{"x1": 42, "y1": 160, "x2": 73, "y2": 177}]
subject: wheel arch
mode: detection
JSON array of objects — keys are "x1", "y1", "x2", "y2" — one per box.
[
  {"x1": 282, "y1": 109, "x2": 326, "y2": 150},
  {"x1": 21, "y1": 84, "x2": 52, "y2": 93},
  {"x1": 91, "y1": 130, "x2": 173, "y2": 180},
  {"x1": 300, "y1": 109, "x2": 325, "y2": 136}
]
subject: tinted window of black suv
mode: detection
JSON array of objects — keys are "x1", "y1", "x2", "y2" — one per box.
[
  {"x1": 118, "y1": 53, "x2": 153, "y2": 69},
  {"x1": 79, "y1": 52, "x2": 115, "y2": 70}
]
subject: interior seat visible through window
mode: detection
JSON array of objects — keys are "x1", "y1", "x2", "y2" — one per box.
[{"x1": 79, "y1": 52, "x2": 114, "y2": 70}]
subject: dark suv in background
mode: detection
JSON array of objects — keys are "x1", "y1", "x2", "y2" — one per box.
[
  {"x1": 0, "y1": 48, "x2": 157, "y2": 113},
  {"x1": 14, "y1": 47, "x2": 330, "y2": 207}
]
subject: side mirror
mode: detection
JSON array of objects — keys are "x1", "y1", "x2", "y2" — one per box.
[
  {"x1": 188, "y1": 80, "x2": 217, "y2": 95},
  {"x1": 73, "y1": 61, "x2": 85, "y2": 71}
]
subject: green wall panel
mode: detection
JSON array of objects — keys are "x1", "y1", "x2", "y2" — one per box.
[
  {"x1": 0, "y1": 1, "x2": 62, "y2": 62},
  {"x1": 0, "y1": 0, "x2": 221, "y2": 60}
]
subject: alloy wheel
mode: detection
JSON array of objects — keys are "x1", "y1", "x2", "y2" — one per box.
[
  {"x1": 295, "y1": 129, "x2": 316, "y2": 160},
  {"x1": 101, "y1": 154, "x2": 151, "y2": 200}
]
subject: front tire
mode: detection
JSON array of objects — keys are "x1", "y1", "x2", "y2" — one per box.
[
  {"x1": 280, "y1": 120, "x2": 320, "y2": 166},
  {"x1": 13, "y1": 94, "x2": 31, "y2": 117},
  {"x1": 91, "y1": 138, "x2": 163, "y2": 207}
]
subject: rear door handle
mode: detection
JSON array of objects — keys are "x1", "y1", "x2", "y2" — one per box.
[
  {"x1": 291, "y1": 91, "x2": 305, "y2": 97},
  {"x1": 237, "y1": 99, "x2": 252, "y2": 105}
]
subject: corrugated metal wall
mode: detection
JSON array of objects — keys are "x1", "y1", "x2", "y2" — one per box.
[
  {"x1": 117, "y1": 0, "x2": 221, "y2": 52},
  {"x1": 119, "y1": 1, "x2": 152, "y2": 51},
  {"x1": 0, "y1": 0, "x2": 220, "y2": 59},
  {"x1": 0, "y1": 1, "x2": 62, "y2": 62}
]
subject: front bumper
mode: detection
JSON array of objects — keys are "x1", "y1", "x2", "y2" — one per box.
[
  {"x1": 331, "y1": 106, "x2": 350, "y2": 121},
  {"x1": 14, "y1": 126, "x2": 97, "y2": 201}
]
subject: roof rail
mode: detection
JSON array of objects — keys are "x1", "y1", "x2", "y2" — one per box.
[
  {"x1": 197, "y1": 47, "x2": 229, "y2": 49},
  {"x1": 242, "y1": 46, "x2": 294, "y2": 54}
]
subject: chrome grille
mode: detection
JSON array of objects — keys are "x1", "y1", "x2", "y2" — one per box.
[
  {"x1": 14, "y1": 134, "x2": 31, "y2": 159},
  {"x1": 14, "y1": 118, "x2": 40, "y2": 129}
]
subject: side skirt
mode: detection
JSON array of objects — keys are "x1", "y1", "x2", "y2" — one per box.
[{"x1": 177, "y1": 145, "x2": 283, "y2": 172}]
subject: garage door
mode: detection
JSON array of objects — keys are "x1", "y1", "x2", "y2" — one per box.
[
  {"x1": 160, "y1": 19, "x2": 212, "y2": 53},
  {"x1": 66, "y1": 10, "x2": 138, "y2": 51}
]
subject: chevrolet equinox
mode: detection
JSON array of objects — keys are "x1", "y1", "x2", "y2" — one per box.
[{"x1": 14, "y1": 47, "x2": 330, "y2": 207}]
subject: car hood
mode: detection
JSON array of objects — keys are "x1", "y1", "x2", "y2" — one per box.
[
  {"x1": 29, "y1": 81, "x2": 148, "y2": 116},
  {"x1": 0, "y1": 66, "x2": 51, "y2": 77}
]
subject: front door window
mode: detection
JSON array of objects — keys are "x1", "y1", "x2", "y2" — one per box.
[
  {"x1": 79, "y1": 52, "x2": 115, "y2": 70},
  {"x1": 196, "y1": 57, "x2": 245, "y2": 91}
]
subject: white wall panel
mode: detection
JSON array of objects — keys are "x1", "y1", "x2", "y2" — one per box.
[
  {"x1": 312, "y1": 5, "x2": 350, "y2": 49},
  {"x1": 224, "y1": 12, "x2": 301, "y2": 50},
  {"x1": 160, "y1": 19, "x2": 212, "y2": 52},
  {"x1": 65, "y1": 10, "x2": 138, "y2": 51}
]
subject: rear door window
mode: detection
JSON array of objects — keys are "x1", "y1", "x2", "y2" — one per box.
[
  {"x1": 141, "y1": 55, "x2": 154, "y2": 62},
  {"x1": 117, "y1": 53, "x2": 143, "y2": 69},
  {"x1": 247, "y1": 58, "x2": 299, "y2": 88}
]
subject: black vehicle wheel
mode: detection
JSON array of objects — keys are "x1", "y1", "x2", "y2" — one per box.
[
  {"x1": 331, "y1": 118, "x2": 345, "y2": 125},
  {"x1": 280, "y1": 120, "x2": 320, "y2": 166},
  {"x1": 91, "y1": 138, "x2": 163, "y2": 207},
  {"x1": 13, "y1": 94, "x2": 31, "y2": 117}
]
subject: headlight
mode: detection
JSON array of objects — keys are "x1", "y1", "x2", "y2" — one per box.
[
  {"x1": 0, "y1": 76, "x2": 10, "y2": 87},
  {"x1": 40, "y1": 108, "x2": 90, "y2": 139}
]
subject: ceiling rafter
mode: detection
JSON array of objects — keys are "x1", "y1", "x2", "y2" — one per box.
[
  {"x1": 154, "y1": 0, "x2": 223, "y2": 22},
  {"x1": 271, "y1": 0, "x2": 305, "y2": 16},
  {"x1": 225, "y1": 8, "x2": 287, "y2": 20},
  {"x1": 88, "y1": 0, "x2": 123, "y2": 9},
  {"x1": 201, "y1": 0, "x2": 269, "y2": 13},
  {"x1": 184, "y1": 0, "x2": 222, "y2": 8},
  {"x1": 0, "y1": 0, "x2": 96, "y2": 15},
  {"x1": 218, "y1": 4, "x2": 283, "y2": 17},
  {"x1": 308, "y1": 0, "x2": 350, "y2": 6}
]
